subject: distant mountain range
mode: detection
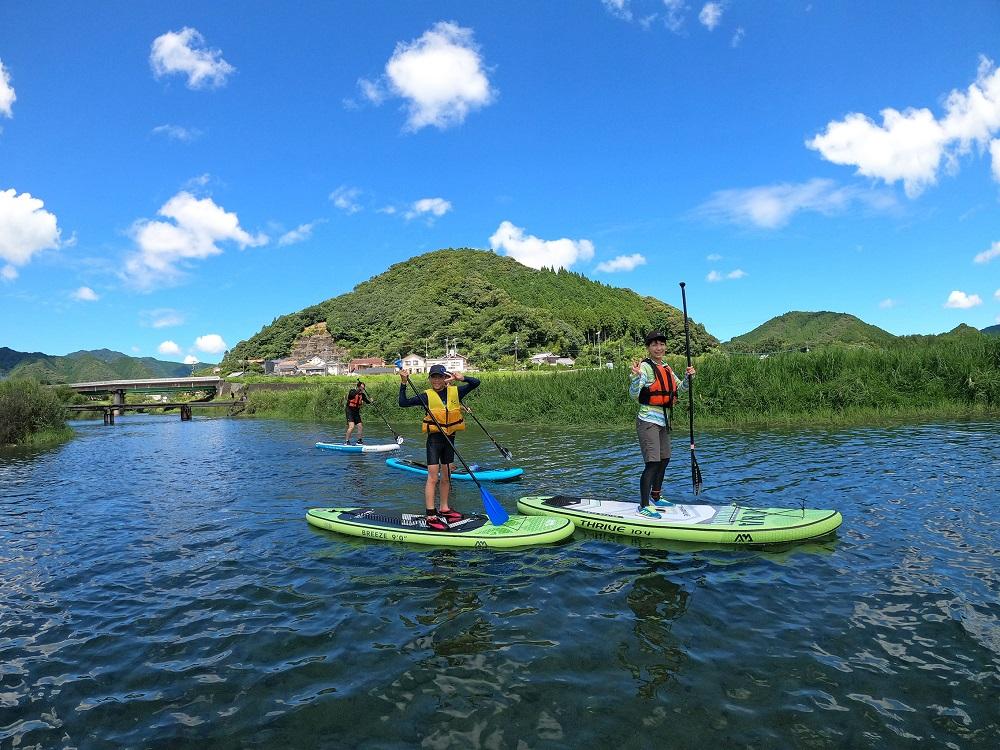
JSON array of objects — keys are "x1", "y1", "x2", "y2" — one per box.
[
  {"x1": 982, "y1": 324, "x2": 1000, "y2": 336},
  {"x1": 725, "y1": 312, "x2": 995, "y2": 352},
  {"x1": 0, "y1": 347, "x2": 208, "y2": 383}
]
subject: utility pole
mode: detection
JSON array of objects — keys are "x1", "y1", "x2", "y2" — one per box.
[
  {"x1": 514, "y1": 335, "x2": 519, "y2": 369},
  {"x1": 597, "y1": 330, "x2": 602, "y2": 367}
]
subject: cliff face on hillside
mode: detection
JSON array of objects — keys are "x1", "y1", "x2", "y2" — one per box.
[{"x1": 287, "y1": 323, "x2": 348, "y2": 362}]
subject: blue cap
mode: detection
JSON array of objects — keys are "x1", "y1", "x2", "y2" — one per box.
[{"x1": 428, "y1": 364, "x2": 449, "y2": 376}]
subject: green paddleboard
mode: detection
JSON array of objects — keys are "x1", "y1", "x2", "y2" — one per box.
[
  {"x1": 306, "y1": 507, "x2": 574, "y2": 549},
  {"x1": 516, "y1": 495, "x2": 842, "y2": 545}
]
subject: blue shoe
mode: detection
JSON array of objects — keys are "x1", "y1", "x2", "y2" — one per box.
[
  {"x1": 637, "y1": 506, "x2": 661, "y2": 519},
  {"x1": 652, "y1": 498, "x2": 673, "y2": 508}
]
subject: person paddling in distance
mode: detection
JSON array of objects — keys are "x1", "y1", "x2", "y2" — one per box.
[
  {"x1": 629, "y1": 330, "x2": 696, "y2": 519},
  {"x1": 398, "y1": 364, "x2": 480, "y2": 530},
  {"x1": 345, "y1": 380, "x2": 371, "y2": 445}
]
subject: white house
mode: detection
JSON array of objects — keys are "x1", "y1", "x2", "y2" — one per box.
[
  {"x1": 530, "y1": 352, "x2": 558, "y2": 365},
  {"x1": 426, "y1": 352, "x2": 468, "y2": 373},
  {"x1": 401, "y1": 352, "x2": 426, "y2": 373}
]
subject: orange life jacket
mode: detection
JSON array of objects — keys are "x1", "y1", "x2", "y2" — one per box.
[
  {"x1": 347, "y1": 390, "x2": 364, "y2": 408},
  {"x1": 638, "y1": 359, "x2": 678, "y2": 410}
]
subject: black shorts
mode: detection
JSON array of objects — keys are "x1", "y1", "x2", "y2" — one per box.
[
  {"x1": 426, "y1": 432, "x2": 455, "y2": 466},
  {"x1": 345, "y1": 407, "x2": 362, "y2": 424}
]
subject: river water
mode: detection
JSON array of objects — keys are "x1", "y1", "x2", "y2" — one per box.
[{"x1": 1, "y1": 416, "x2": 998, "y2": 748}]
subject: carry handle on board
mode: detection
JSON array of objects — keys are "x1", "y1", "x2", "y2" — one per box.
[{"x1": 394, "y1": 360, "x2": 510, "y2": 526}]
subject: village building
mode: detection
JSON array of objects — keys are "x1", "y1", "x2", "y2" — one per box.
[
  {"x1": 401, "y1": 352, "x2": 426, "y2": 373},
  {"x1": 349, "y1": 357, "x2": 386, "y2": 373},
  {"x1": 426, "y1": 351, "x2": 468, "y2": 373},
  {"x1": 529, "y1": 352, "x2": 575, "y2": 367}
]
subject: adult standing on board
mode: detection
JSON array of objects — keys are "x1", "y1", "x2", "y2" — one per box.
[{"x1": 629, "y1": 331, "x2": 695, "y2": 519}]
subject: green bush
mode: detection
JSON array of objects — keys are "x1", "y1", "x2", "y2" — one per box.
[{"x1": 0, "y1": 379, "x2": 71, "y2": 446}]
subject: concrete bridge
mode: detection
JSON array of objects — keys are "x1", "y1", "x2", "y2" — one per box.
[
  {"x1": 65, "y1": 376, "x2": 226, "y2": 421},
  {"x1": 67, "y1": 376, "x2": 224, "y2": 396}
]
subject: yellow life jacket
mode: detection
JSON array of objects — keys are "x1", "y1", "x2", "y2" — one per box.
[{"x1": 421, "y1": 386, "x2": 466, "y2": 435}]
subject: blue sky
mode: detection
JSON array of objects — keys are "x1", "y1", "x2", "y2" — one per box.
[{"x1": 1, "y1": 1, "x2": 999, "y2": 363}]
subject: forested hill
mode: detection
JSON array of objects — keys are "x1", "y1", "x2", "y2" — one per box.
[
  {"x1": 725, "y1": 311, "x2": 897, "y2": 352},
  {"x1": 223, "y1": 248, "x2": 718, "y2": 368},
  {"x1": 0, "y1": 347, "x2": 206, "y2": 383},
  {"x1": 983, "y1": 324, "x2": 1000, "y2": 336}
]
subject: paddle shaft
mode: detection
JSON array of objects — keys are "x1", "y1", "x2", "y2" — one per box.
[
  {"x1": 680, "y1": 282, "x2": 703, "y2": 494},
  {"x1": 400, "y1": 377, "x2": 485, "y2": 490},
  {"x1": 464, "y1": 408, "x2": 513, "y2": 460},
  {"x1": 367, "y1": 398, "x2": 402, "y2": 441}
]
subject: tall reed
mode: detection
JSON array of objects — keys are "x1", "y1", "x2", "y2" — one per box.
[{"x1": 241, "y1": 338, "x2": 1000, "y2": 427}]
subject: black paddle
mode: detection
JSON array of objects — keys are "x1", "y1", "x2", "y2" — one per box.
[
  {"x1": 680, "y1": 282, "x2": 703, "y2": 495},
  {"x1": 366, "y1": 397, "x2": 405, "y2": 444},
  {"x1": 394, "y1": 363, "x2": 510, "y2": 526},
  {"x1": 462, "y1": 405, "x2": 514, "y2": 461}
]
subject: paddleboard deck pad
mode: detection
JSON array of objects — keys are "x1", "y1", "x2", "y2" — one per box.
[
  {"x1": 385, "y1": 457, "x2": 524, "y2": 482},
  {"x1": 307, "y1": 507, "x2": 573, "y2": 548},
  {"x1": 315, "y1": 442, "x2": 401, "y2": 453},
  {"x1": 516, "y1": 495, "x2": 842, "y2": 545}
]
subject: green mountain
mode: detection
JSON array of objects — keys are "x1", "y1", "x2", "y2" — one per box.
[
  {"x1": 982, "y1": 324, "x2": 1000, "y2": 336},
  {"x1": 726, "y1": 311, "x2": 897, "y2": 352},
  {"x1": 0, "y1": 347, "x2": 207, "y2": 383},
  {"x1": 223, "y1": 248, "x2": 719, "y2": 368}
]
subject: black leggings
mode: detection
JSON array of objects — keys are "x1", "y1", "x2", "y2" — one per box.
[{"x1": 640, "y1": 459, "x2": 669, "y2": 507}]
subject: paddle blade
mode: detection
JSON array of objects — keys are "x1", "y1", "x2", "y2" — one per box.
[
  {"x1": 691, "y1": 452, "x2": 703, "y2": 495},
  {"x1": 396, "y1": 435, "x2": 404, "y2": 444},
  {"x1": 500, "y1": 446, "x2": 514, "y2": 461},
  {"x1": 479, "y1": 487, "x2": 510, "y2": 526}
]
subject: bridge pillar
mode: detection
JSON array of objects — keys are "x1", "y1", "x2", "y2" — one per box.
[
  {"x1": 181, "y1": 404, "x2": 192, "y2": 421},
  {"x1": 103, "y1": 407, "x2": 115, "y2": 425},
  {"x1": 112, "y1": 389, "x2": 125, "y2": 417}
]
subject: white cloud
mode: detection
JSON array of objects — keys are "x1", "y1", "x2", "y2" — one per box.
[
  {"x1": 602, "y1": 1, "x2": 633, "y2": 21},
  {"x1": 731, "y1": 27, "x2": 745, "y2": 47},
  {"x1": 727, "y1": 268, "x2": 746, "y2": 279},
  {"x1": 973, "y1": 241, "x2": 1000, "y2": 264},
  {"x1": 879, "y1": 298, "x2": 897, "y2": 309},
  {"x1": 808, "y1": 56, "x2": 1000, "y2": 197},
  {"x1": 0, "y1": 189, "x2": 62, "y2": 271},
  {"x1": 699, "y1": 3, "x2": 723, "y2": 30},
  {"x1": 489, "y1": 221, "x2": 595, "y2": 270},
  {"x1": 150, "y1": 27, "x2": 235, "y2": 89},
  {"x1": 195, "y1": 333, "x2": 228, "y2": 354},
  {"x1": 706, "y1": 270, "x2": 722, "y2": 282},
  {"x1": 330, "y1": 186, "x2": 363, "y2": 214},
  {"x1": 663, "y1": 0, "x2": 687, "y2": 32},
  {"x1": 158, "y1": 340, "x2": 181, "y2": 356},
  {"x1": 404, "y1": 197, "x2": 452, "y2": 221},
  {"x1": 595, "y1": 253, "x2": 647, "y2": 273},
  {"x1": 152, "y1": 124, "x2": 202, "y2": 142},
  {"x1": 377, "y1": 205, "x2": 397, "y2": 215},
  {"x1": 706, "y1": 253, "x2": 722, "y2": 261},
  {"x1": 1, "y1": 264, "x2": 17, "y2": 281},
  {"x1": 141, "y1": 308, "x2": 185, "y2": 328},
  {"x1": 185, "y1": 173, "x2": 212, "y2": 188},
  {"x1": 696, "y1": 178, "x2": 896, "y2": 228},
  {"x1": 359, "y1": 22, "x2": 495, "y2": 130},
  {"x1": 124, "y1": 191, "x2": 267, "y2": 290},
  {"x1": 991, "y1": 138, "x2": 1000, "y2": 182},
  {"x1": 708, "y1": 268, "x2": 745, "y2": 282},
  {"x1": 183, "y1": 354, "x2": 199, "y2": 365},
  {"x1": 995, "y1": 288, "x2": 1000, "y2": 301},
  {"x1": 278, "y1": 220, "x2": 324, "y2": 246},
  {"x1": 0, "y1": 59, "x2": 15, "y2": 118},
  {"x1": 944, "y1": 290, "x2": 982, "y2": 309},
  {"x1": 71, "y1": 286, "x2": 99, "y2": 302}
]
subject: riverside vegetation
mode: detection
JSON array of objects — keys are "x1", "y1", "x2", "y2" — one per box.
[
  {"x1": 238, "y1": 335, "x2": 1000, "y2": 428},
  {"x1": 0, "y1": 379, "x2": 75, "y2": 447}
]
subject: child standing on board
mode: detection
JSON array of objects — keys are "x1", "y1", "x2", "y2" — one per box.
[
  {"x1": 398, "y1": 364, "x2": 480, "y2": 530},
  {"x1": 629, "y1": 331, "x2": 696, "y2": 518}
]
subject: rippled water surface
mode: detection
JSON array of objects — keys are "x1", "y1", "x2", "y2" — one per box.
[{"x1": 2, "y1": 416, "x2": 998, "y2": 748}]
